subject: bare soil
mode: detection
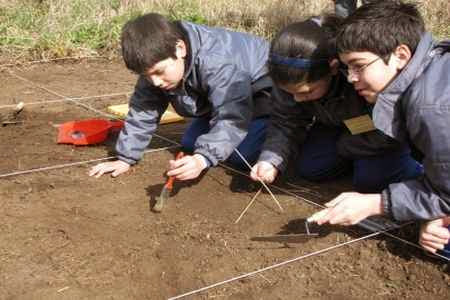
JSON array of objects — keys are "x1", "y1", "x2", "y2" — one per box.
[{"x1": 0, "y1": 60, "x2": 449, "y2": 300}]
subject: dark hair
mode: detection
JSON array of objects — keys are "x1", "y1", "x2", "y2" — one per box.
[
  {"x1": 121, "y1": 13, "x2": 187, "y2": 75},
  {"x1": 269, "y1": 14, "x2": 342, "y2": 85},
  {"x1": 337, "y1": 0, "x2": 425, "y2": 63}
]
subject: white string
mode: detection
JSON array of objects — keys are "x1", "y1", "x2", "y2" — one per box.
[
  {"x1": 8, "y1": 71, "x2": 120, "y2": 119},
  {"x1": 218, "y1": 163, "x2": 450, "y2": 261},
  {"x1": 0, "y1": 55, "x2": 107, "y2": 69},
  {"x1": 5, "y1": 72, "x2": 447, "y2": 265},
  {"x1": 8, "y1": 70, "x2": 179, "y2": 149},
  {"x1": 0, "y1": 145, "x2": 178, "y2": 179},
  {"x1": 0, "y1": 92, "x2": 132, "y2": 109},
  {"x1": 168, "y1": 231, "x2": 383, "y2": 300}
]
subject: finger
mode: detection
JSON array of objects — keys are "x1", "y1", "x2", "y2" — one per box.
[
  {"x1": 428, "y1": 226, "x2": 450, "y2": 240},
  {"x1": 321, "y1": 205, "x2": 349, "y2": 225},
  {"x1": 422, "y1": 245, "x2": 437, "y2": 253},
  {"x1": 172, "y1": 160, "x2": 200, "y2": 179},
  {"x1": 177, "y1": 167, "x2": 200, "y2": 181},
  {"x1": 325, "y1": 193, "x2": 347, "y2": 208},
  {"x1": 167, "y1": 163, "x2": 190, "y2": 177},
  {"x1": 111, "y1": 168, "x2": 124, "y2": 177},
  {"x1": 89, "y1": 164, "x2": 103, "y2": 176},
  {"x1": 308, "y1": 208, "x2": 330, "y2": 224},
  {"x1": 178, "y1": 172, "x2": 195, "y2": 181},
  {"x1": 170, "y1": 156, "x2": 191, "y2": 169},
  {"x1": 250, "y1": 166, "x2": 260, "y2": 181},
  {"x1": 250, "y1": 172, "x2": 259, "y2": 181},
  {"x1": 263, "y1": 174, "x2": 275, "y2": 184},
  {"x1": 94, "y1": 167, "x2": 109, "y2": 178},
  {"x1": 88, "y1": 169, "x2": 98, "y2": 177},
  {"x1": 329, "y1": 214, "x2": 352, "y2": 225},
  {"x1": 421, "y1": 240, "x2": 445, "y2": 251},
  {"x1": 421, "y1": 232, "x2": 449, "y2": 245}
]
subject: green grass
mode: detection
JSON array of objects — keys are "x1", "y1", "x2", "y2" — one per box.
[
  {"x1": 0, "y1": 0, "x2": 448, "y2": 62},
  {"x1": 0, "y1": 0, "x2": 211, "y2": 60}
]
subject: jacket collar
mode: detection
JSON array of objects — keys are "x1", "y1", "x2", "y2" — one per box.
[{"x1": 372, "y1": 33, "x2": 434, "y2": 140}]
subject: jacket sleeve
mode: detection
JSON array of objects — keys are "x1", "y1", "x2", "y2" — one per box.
[
  {"x1": 115, "y1": 76, "x2": 168, "y2": 165},
  {"x1": 192, "y1": 57, "x2": 253, "y2": 166},
  {"x1": 382, "y1": 102, "x2": 450, "y2": 221},
  {"x1": 258, "y1": 87, "x2": 312, "y2": 172}
]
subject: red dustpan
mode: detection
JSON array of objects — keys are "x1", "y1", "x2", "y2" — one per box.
[{"x1": 57, "y1": 119, "x2": 124, "y2": 145}]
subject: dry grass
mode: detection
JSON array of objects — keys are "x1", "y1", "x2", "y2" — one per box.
[{"x1": 0, "y1": 0, "x2": 448, "y2": 62}]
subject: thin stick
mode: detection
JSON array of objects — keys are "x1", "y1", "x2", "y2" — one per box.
[
  {"x1": 168, "y1": 231, "x2": 382, "y2": 300},
  {"x1": 234, "y1": 187, "x2": 263, "y2": 224},
  {"x1": 233, "y1": 148, "x2": 283, "y2": 212}
]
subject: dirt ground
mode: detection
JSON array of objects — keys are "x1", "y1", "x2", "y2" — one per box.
[{"x1": 0, "y1": 60, "x2": 449, "y2": 300}]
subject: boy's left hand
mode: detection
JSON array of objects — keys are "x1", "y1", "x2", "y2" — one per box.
[
  {"x1": 419, "y1": 217, "x2": 450, "y2": 253},
  {"x1": 166, "y1": 154, "x2": 208, "y2": 180},
  {"x1": 309, "y1": 192, "x2": 383, "y2": 226}
]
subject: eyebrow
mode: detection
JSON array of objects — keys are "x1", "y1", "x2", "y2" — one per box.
[
  {"x1": 147, "y1": 66, "x2": 164, "y2": 75},
  {"x1": 346, "y1": 58, "x2": 366, "y2": 65}
]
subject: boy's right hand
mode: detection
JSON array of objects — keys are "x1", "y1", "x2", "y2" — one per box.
[
  {"x1": 89, "y1": 160, "x2": 130, "y2": 178},
  {"x1": 250, "y1": 161, "x2": 278, "y2": 183}
]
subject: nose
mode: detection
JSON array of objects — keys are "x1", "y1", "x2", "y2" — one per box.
[
  {"x1": 150, "y1": 75, "x2": 163, "y2": 87},
  {"x1": 346, "y1": 72, "x2": 359, "y2": 83},
  {"x1": 294, "y1": 93, "x2": 308, "y2": 102}
]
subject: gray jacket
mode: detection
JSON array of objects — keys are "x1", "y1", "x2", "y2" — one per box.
[
  {"x1": 115, "y1": 21, "x2": 271, "y2": 166},
  {"x1": 375, "y1": 33, "x2": 450, "y2": 221}
]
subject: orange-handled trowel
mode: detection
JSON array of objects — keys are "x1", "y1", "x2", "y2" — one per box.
[{"x1": 153, "y1": 151, "x2": 185, "y2": 212}]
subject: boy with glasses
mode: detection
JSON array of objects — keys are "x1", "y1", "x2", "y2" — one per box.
[{"x1": 310, "y1": 1, "x2": 450, "y2": 257}]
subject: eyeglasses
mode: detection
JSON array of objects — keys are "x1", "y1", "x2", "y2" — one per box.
[{"x1": 340, "y1": 56, "x2": 382, "y2": 79}]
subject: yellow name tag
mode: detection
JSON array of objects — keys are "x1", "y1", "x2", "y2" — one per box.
[{"x1": 343, "y1": 115, "x2": 376, "y2": 135}]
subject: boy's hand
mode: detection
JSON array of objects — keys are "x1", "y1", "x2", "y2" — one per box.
[
  {"x1": 166, "y1": 154, "x2": 208, "y2": 181},
  {"x1": 89, "y1": 160, "x2": 130, "y2": 178},
  {"x1": 419, "y1": 217, "x2": 450, "y2": 253},
  {"x1": 309, "y1": 192, "x2": 383, "y2": 225},
  {"x1": 250, "y1": 161, "x2": 278, "y2": 183}
]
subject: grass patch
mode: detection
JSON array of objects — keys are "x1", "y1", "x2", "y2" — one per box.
[{"x1": 0, "y1": 0, "x2": 448, "y2": 62}]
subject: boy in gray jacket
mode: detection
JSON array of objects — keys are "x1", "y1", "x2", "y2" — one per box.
[
  {"x1": 310, "y1": 1, "x2": 450, "y2": 257},
  {"x1": 89, "y1": 13, "x2": 271, "y2": 181}
]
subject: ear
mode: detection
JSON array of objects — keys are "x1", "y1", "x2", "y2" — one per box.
[
  {"x1": 329, "y1": 58, "x2": 340, "y2": 75},
  {"x1": 392, "y1": 44, "x2": 411, "y2": 70},
  {"x1": 175, "y1": 40, "x2": 187, "y2": 59}
]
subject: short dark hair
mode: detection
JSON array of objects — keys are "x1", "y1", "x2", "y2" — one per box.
[
  {"x1": 337, "y1": 0, "x2": 425, "y2": 62},
  {"x1": 121, "y1": 13, "x2": 186, "y2": 75},
  {"x1": 268, "y1": 15, "x2": 342, "y2": 85}
]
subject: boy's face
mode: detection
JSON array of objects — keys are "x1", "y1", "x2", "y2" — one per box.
[
  {"x1": 144, "y1": 40, "x2": 186, "y2": 90},
  {"x1": 339, "y1": 47, "x2": 410, "y2": 103}
]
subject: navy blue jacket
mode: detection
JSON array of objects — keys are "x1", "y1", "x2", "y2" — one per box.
[{"x1": 259, "y1": 74, "x2": 405, "y2": 172}]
